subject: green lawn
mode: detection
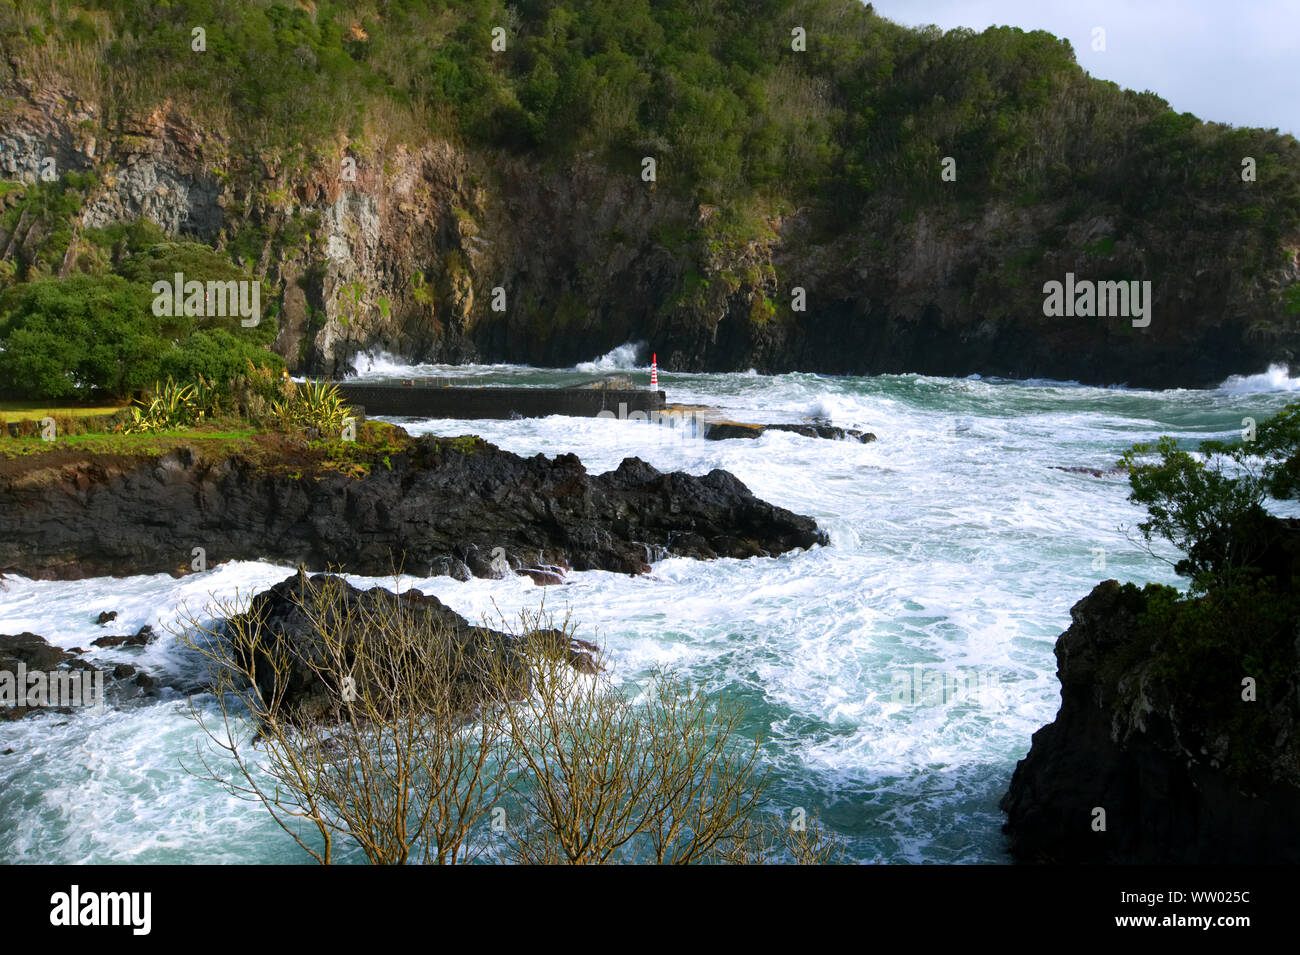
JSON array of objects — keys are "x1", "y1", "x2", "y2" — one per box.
[
  {"x1": 0, "y1": 428, "x2": 259, "y2": 459},
  {"x1": 0, "y1": 401, "x2": 129, "y2": 423}
]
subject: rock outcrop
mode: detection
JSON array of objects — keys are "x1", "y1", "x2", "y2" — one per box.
[
  {"x1": 1001, "y1": 579, "x2": 1300, "y2": 863},
  {"x1": 703, "y1": 422, "x2": 876, "y2": 443},
  {"x1": 0, "y1": 631, "x2": 163, "y2": 721},
  {"x1": 230, "y1": 573, "x2": 600, "y2": 724},
  {"x1": 0, "y1": 433, "x2": 828, "y2": 581}
]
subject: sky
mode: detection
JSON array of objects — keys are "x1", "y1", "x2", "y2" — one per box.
[{"x1": 871, "y1": 0, "x2": 1300, "y2": 136}]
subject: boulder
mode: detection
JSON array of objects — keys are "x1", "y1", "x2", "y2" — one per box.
[{"x1": 229, "y1": 573, "x2": 601, "y2": 724}]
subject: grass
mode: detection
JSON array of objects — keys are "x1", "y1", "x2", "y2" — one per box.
[
  {"x1": 0, "y1": 417, "x2": 487, "y2": 486},
  {"x1": 0, "y1": 427, "x2": 260, "y2": 460},
  {"x1": 0, "y1": 401, "x2": 128, "y2": 423}
]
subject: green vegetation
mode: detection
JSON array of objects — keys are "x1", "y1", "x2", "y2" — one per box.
[
  {"x1": 0, "y1": 426, "x2": 259, "y2": 460},
  {"x1": 1120, "y1": 406, "x2": 1300, "y2": 590},
  {"x1": 120, "y1": 378, "x2": 205, "y2": 434},
  {"x1": 270, "y1": 378, "x2": 352, "y2": 435},
  {"x1": 0, "y1": 274, "x2": 158, "y2": 399},
  {"x1": 0, "y1": 377, "x2": 478, "y2": 486},
  {"x1": 439, "y1": 434, "x2": 485, "y2": 455},
  {"x1": 2, "y1": 1, "x2": 1296, "y2": 229},
  {"x1": 0, "y1": 240, "x2": 280, "y2": 402},
  {"x1": 1115, "y1": 405, "x2": 1300, "y2": 781},
  {"x1": 0, "y1": 401, "x2": 126, "y2": 423},
  {"x1": 1, "y1": 0, "x2": 1299, "y2": 375},
  {"x1": 0, "y1": 172, "x2": 100, "y2": 282}
]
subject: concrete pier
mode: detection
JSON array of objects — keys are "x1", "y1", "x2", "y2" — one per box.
[{"x1": 334, "y1": 381, "x2": 666, "y2": 419}]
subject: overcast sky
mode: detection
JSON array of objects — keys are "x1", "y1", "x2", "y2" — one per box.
[{"x1": 871, "y1": 0, "x2": 1300, "y2": 136}]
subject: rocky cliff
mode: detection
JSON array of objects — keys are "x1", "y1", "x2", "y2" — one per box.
[
  {"x1": 3, "y1": 71, "x2": 1298, "y2": 389},
  {"x1": 1001, "y1": 579, "x2": 1300, "y2": 863}
]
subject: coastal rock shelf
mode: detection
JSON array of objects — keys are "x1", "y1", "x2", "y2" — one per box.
[{"x1": 0, "y1": 434, "x2": 828, "y2": 581}]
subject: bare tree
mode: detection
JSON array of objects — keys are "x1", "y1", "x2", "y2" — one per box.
[
  {"x1": 179, "y1": 574, "x2": 831, "y2": 865},
  {"x1": 490, "y1": 618, "x2": 769, "y2": 864},
  {"x1": 179, "y1": 572, "x2": 517, "y2": 864}
]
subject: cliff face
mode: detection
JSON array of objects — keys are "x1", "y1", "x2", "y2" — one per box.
[
  {"x1": 3, "y1": 78, "x2": 1299, "y2": 388},
  {"x1": 1001, "y1": 579, "x2": 1300, "y2": 864}
]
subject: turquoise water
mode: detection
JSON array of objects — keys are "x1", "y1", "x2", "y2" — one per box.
[{"x1": 3, "y1": 351, "x2": 1297, "y2": 863}]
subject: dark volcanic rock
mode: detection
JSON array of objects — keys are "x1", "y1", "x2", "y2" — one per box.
[
  {"x1": 704, "y1": 422, "x2": 876, "y2": 443},
  {"x1": 96, "y1": 611, "x2": 118, "y2": 625},
  {"x1": 90, "y1": 625, "x2": 158, "y2": 649},
  {"x1": 1, "y1": 631, "x2": 164, "y2": 721},
  {"x1": 1049, "y1": 465, "x2": 1127, "y2": 478},
  {"x1": 1, "y1": 631, "x2": 77, "y2": 673},
  {"x1": 0, "y1": 436, "x2": 828, "y2": 580},
  {"x1": 232, "y1": 574, "x2": 599, "y2": 722},
  {"x1": 518, "y1": 566, "x2": 568, "y2": 586},
  {"x1": 1000, "y1": 579, "x2": 1300, "y2": 863}
]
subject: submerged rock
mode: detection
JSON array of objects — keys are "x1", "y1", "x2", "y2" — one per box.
[
  {"x1": 0, "y1": 631, "x2": 164, "y2": 721},
  {"x1": 1049, "y1": 465, "x2": 1127, "y2": 478},
  {"x1": 703, "y1": 421, "x2": 876, "y2": 443},
  {"x1": 90, "y1": 625, "x2": 158, "y2": 649}
]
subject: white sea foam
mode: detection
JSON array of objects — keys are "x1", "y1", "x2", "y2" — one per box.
[
  {"x1": 573, "y1": 341, "x2": 647, "y2": 373},
  {"x1": 4, "y1": 366, "x2": 1292, "y2": 863},
  {"x1": 1217, "y1": 363, "x2": 1300, "y2": 394}
]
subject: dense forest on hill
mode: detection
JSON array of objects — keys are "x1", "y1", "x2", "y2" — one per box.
[{"x1": 2, "y1": 0, "x2": 1300, "y2": 388}]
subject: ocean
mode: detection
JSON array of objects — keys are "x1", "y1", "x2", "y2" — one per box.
[{"x1": 3, "y1": 347, "x2": 1296, "y2": 863}]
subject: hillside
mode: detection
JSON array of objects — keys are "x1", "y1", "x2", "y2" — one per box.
[{"x1": 2, "y1": 0, "x2": 1300, "y2": 387}]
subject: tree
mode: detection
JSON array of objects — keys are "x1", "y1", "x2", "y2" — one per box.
[
  {"x1": 495, "y1": 653, "x2": 766, "y2": 864},
  {"x1": 115, "y1": 241, "x2": 277, "y2": 346},
  {"x1": 1119, "y1": 402, "x2": 1300, "y2": 590},
  {"x1": 181, "y1": 572, "x2": 521, "y2": 865},
  {"x1": 0, "y1": 274, "x2": 164, "y2": 399},
  {"x1": 179, "y1": 573, "x2": 811, "y2": 865}
]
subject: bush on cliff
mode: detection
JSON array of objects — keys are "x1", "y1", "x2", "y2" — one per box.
[
  {"x1": 1120, "y1": 405, "x2": 1300, "y2": 591},
  {"x1": 1116, "y1": 403, "x2": 1300, "y2": 784}
]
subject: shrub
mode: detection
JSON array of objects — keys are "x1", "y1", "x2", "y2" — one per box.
[
  {"x1": 271, "y1": 379, "x2": 352, "y2": 435},
  {"x1": 178, "y1": 573, "x2": 828, "y2": 865},
  {"x1": 0, "y1": 274, "x2": 164, "y2": 400},
  {"x1": 119, "y1": 378, "x2": 202, "y2": 434}
]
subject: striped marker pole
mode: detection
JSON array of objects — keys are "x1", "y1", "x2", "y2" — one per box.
[{"x1": 651, "y1": 352, "x2": 658, "y2": 391}]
